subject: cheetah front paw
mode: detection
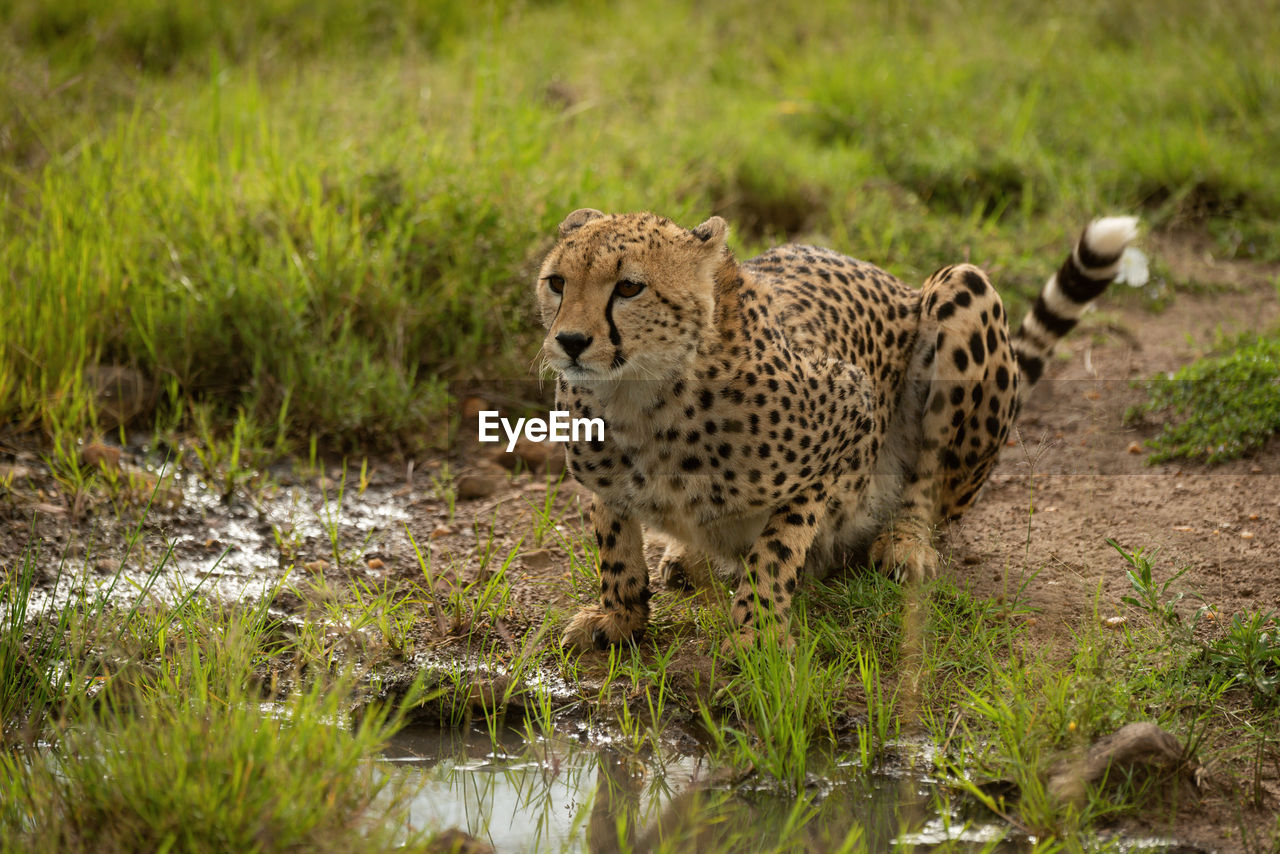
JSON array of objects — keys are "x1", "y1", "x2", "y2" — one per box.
[
  {"x1": 560, "y1": 605, "x2": 647, "y2": 652},
  {"x1": 870, "y1": 525, "x2": 939, "y2": 583}
]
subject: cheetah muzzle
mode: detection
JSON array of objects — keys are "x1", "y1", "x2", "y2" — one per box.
[{"x1": 536, "y1": 209, "x2": 1141, "y2": 653}]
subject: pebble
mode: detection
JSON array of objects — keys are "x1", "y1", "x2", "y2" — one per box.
[
  {"x1": 431, "y1": 525, "x2": 454, "y2": 539},
  {"x1": 455, "y1": 474, "x2": 498, "y2": 500},
  {"x1": 366, "y1": 558, "x2": 385, "y2": 570},
  {"x1": 520, "y1": 549, "x2": 553, "y2": 570},
  {"x1": 80, "y1": 442, "x2": 121, "y2": 471},
  {"x1": 460, "y1": 396, "x2": 488, "y2": 419},
  {"x1": 1126, "y1": 442, "x2": 1142, "y2": 454},
  {"x1": 495, "y1": 438, "x2": 551, "y2": 473}
]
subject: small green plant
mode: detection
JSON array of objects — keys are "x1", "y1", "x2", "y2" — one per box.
[
  {"x1": 1127, "y1": 331, "x2": 1280, "y2": 465},
  {"x1": 526, "y1": 470, "x2": 568, "y2": 549},
  {"x1": 1109, "y1": 539, "x2": 1205, "y2": 634},
  {"x1": 190, "y1": 404, "x2": 259, "y2": 504},
  {"x1": 1208, "y1": 611, "x2": 1280, "y2": 705},
  {"x1": 430, "y1": 463, "x2": 457, "y2": 522},
  {"x1": 42, "y1": 431, "x2": 93, "y2": 520},
  {"x1": 1111, "y1": 541, "x2": 1280, "y2": 709}
]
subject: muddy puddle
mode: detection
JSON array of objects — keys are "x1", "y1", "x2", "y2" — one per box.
[
  {"x1": 16, "y1": 452, "x2": 419, "y2": 616},
  {"x1": 382, "y1": 724, "x2": 1189, "y2": 853}
]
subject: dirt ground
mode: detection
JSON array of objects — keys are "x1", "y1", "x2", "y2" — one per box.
[
  {"x1": 953, "y1": 237, "x2": 1280, "y2": 638},
  {"x1": 3, "y1": 233, "x2": 1278, "y2": 851}
]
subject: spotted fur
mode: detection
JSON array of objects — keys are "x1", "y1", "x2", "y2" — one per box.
[{"x1": 537, "y1": 210, "x2": 1139, "y2": 652}]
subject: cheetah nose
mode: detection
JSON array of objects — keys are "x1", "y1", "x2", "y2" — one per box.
[{"x1": 555, "y1": 332, "x2": 593, "y2": 360}]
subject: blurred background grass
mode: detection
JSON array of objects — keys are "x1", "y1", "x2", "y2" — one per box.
[{"x1": 1, "y1": 0, "x2": 1276, "y2": 452}]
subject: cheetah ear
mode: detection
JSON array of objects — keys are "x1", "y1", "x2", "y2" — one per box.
[
  {"x1": 558, "y1": 208, "x2": 604, "y2": 238},
  {"x1": 691, "y1": 215, "x2": 728, "y2": 249}
]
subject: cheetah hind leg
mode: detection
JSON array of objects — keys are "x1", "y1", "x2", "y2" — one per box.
[
  {"x1": 869, "y1": 518, "x2": 939, "y2": 583},
  {"x1": 656, "y1": 540, "x2": 715, "y2": 591},
  {"x1": 873, "y1": 263, "x2": 1016, "y2": 584}
]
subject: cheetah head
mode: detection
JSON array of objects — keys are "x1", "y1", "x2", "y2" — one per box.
[{"x1": 536, "y1": 209, "x2": 728, "y2": 383}]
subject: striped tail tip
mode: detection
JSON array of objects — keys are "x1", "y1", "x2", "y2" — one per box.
[{"x1": 1013, "y1": 216, "x2": 1141, "y2": 390}]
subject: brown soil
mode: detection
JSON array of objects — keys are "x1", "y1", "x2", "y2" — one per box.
[
  {"x1": 953, "y1": 257, "x2": 1280, "y2": 639},
  {"x1": 2, "y1": 237, "x2": 1278, "y2": 851}
]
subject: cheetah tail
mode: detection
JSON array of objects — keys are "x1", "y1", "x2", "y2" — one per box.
[{"x1": 1010, "y1": 216, "x2": 1140, "y2": 392}]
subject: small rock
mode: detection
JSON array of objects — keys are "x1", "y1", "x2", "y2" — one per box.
[
  {"x1": 467, "y1": 676, "x2": 513, "y2": 712},
  {"x1": 460, "y1": 396, "x2": 488, "y2": 419},
  {"x1": 431, "y1": 525, "x2": 455, "y2": 539},
  {"x1": 515, "y1": 438, "x2": 550, "y2": 469},
  {"x1": 304, "y1": 560, "x2": 327, "y2": 572},
  {"x1": 521, "y1": 549, "x2": 553, "y2": 570},
  {"x1": 1046, "y1": 722, "x2": 1203, "y2": 807},
  {"x1": 366, "y1": 558, "x2": 385, "y2": 570},
  {"x1": 1103, "y1": 616, "x2": 1127, "y2": 629},
  {"x1": 427, "y1": 828, "x2": 495, "y2": 854},
  {"x1": 81, "y1": 442, "x2": 121, "y2": 471},
  {"x1": 496, "y1": 438, "x2": 551, "y2": 472},
  {"x1": 1240, "y1": 531, "x2": 1254, "y2": 539},
  {"x1": 1126, "y1": 441, "x2": 1142, "y2": 454},
  {"x1": 455, "y1": 474, "x2": 498, "y2": 501}
]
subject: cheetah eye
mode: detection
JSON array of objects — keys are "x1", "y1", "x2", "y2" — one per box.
[
  {"x1": 545, "y1": 274, "x2": 565, "y2": 294},
  {"x1": 615, "y1": 279, "x2": 645, "y2": 298}
]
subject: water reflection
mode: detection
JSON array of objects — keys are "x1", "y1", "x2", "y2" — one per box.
[{"x1": 384, "y1": 724, "x2": 1033, "y2": 853}]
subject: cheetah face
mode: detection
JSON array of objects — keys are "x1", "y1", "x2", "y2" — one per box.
[{"x1": 536, "y1": 209, "x2": 727, "y2": 383}]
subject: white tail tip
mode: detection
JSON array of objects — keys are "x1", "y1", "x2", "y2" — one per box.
[{"x1": 1085, "y1": 216, "x2": 1140, "y2": 259}]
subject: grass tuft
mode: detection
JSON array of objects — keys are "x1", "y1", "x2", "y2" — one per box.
[{"x1": 1128, "y1": 331, "x2": 1280, "y2": 464}]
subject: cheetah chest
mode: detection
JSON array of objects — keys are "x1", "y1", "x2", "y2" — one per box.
[{"x1": 558, "y1": 371, "x2": 870, "y2": 538}]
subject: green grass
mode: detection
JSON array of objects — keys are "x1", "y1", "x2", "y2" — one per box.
[
  {"x1": 0, "y1": 539, "x2": 439, "y2": 853},
  {"x1": 2, "y1": 0, "x2": 1278, "y2": 450},
  {"x1": 1128, "y1": 329, "x2": 1280, "y2": 464}
]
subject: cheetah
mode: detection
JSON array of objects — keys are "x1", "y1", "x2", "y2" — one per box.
[{"x1": 536, "y1": 208, "x2": 1140, "y2": 652}]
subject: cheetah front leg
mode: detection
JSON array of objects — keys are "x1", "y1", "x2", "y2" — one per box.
[
  {"x1": 561, "y1": 498, "x2": 652, "y2": 651},
  {"x1": 723, "y1": 483, "x2": 827, "y2": 654}
]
